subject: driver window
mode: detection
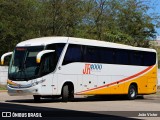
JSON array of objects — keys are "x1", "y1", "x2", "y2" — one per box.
[{"x1": 40, "y1": 53, "x2": 55, "y2": 76}]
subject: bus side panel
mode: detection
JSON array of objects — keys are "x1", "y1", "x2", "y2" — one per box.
[
  {"x1": 122, "y1": 65, "x2": 157, "y2": 95},
  {"x1": 78, "y1": 65, "x2": 157, "y2": 95},
  {"x1": 82, "y1": 75, "x2": 97, "y2": 93},
  {"x1": 110, "y1": 76, "x2": 124, "y2": 94},
  {"x1": 139, "y1": 65, "x2": 157, "y2": 94},
  {"x1": 146, "y1": 65, "x2": 157, "y2": 94}
]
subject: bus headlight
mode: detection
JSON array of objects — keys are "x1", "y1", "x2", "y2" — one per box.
[{"x1": 32, "y1": 79, "x2": 45, "y2": 86}]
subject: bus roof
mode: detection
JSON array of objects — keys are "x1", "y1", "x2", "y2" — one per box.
[{"x1": 17, "y1": 36, "x2": 156, "y2": 52}]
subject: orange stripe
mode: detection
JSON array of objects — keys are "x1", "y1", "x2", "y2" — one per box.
[{"x1": 76, "y1": 65, "x2": 154, "y2": 94}]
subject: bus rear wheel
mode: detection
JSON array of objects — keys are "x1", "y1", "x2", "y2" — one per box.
[
  {"x1": 33, "y1": 95, "x2": 41, "y2": 102},
  {"x1": 128, "y1": 85, "x2": 137, "y2": 100}
]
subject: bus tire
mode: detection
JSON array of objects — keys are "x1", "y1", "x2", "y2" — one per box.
[
  {"x1": 128, "y1": 85, "x2": 137, "y2": 100},
  {"x1": 33, "y1": 95, "x2": 41, "y2": 102},
  {"x1": 62, "y1": 85, "x2": 69, "y2": 102},
  {"x1": 69, "y1": 88, "x2": 74, "y2": 101}
]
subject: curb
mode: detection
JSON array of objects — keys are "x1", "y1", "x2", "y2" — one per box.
[
  {"x1": 143, "y1": 94, "x2": 160, "y2": 98},
  {"x1": 0, "y1": 90, "x2": 7, "y2": 92}
]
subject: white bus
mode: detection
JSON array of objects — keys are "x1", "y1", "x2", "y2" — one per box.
[{"x1": 1, "y1": 37, "x2": 157, "y2": 102}]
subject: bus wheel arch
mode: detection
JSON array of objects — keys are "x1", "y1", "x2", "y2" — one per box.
[
  {"x1": 127, "y1": 83, "x2": 138, "y2": 100},
  {"x1": 61, "y1": 82, "x2": 74, "y2": 102}
]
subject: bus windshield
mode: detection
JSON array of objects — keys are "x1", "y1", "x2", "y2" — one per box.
[{"x1": 8, "y1": 46, "x2": 44, "y2": 81}]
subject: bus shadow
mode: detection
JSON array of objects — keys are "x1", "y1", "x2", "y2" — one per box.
[
  {"x1": 0, "y1": 102, "x2": 141, "y2": 120},
  {"x1": 6, "y1": 95, "x2": 145, "y2": 103},
  {"x1": 72, "y1": 95, "x2": 144, "y2": 102}
]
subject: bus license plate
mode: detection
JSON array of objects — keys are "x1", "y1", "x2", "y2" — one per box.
[{"x1": 16, "y1": 90, "x2": 23, "y2": 93}]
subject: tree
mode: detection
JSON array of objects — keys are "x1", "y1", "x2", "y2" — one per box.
[
  {"x1": 0, "y1": 0, "x2": 40, "y2": 56},
  {"x1": 0, "y1": 0, "x2": 159, "y2": 57},
  {"x1": 83, "y1": 0, "x2": 157, "y2": 47}
]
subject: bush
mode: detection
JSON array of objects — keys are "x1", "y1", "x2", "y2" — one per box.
[{"x1": 0, "y1": 84, "x2": 7, "y2": 90}]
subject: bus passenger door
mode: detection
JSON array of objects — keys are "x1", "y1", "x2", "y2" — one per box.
[
  {"x1": 41, "y1": 74, "x2": 53, "y2": 95},
  {"x1": 40, "y1": 53, "x2": 56, "y2": 95}
]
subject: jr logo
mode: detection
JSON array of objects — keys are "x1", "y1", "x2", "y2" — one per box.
[
  {"x1": 83, "y1": 64, "x2": 91, "y2": 74},
  {"x1": 83, "y1": 64, "x2": 102, "y2": 74}
]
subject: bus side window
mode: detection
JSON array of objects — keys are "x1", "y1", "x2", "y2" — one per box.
[
  {"x1": 83, "y1": 46, "x2": 100, "y2": 63},
  {"x1": 143, "y1": 52, "x2": 156, "y2": 66},
  {"x1": 99, "y1": 48, "x2": 114, "y2": 64},
  {"x1": 115, "y1": 49, "x2": 129, "y2": 65},
  {"x1": 130, "y1": 51, "x2": 143, "y2": 66},
  {"x1": 63, "y1": 44, "x2": 82, "y2": 65}
]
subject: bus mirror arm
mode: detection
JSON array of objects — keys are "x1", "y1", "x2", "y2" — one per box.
[
  {"x1": 1, "y1": 52, "x2": 13, "y2": 65},
  {"x1": 36, "y1": 50, "x2": 55, "y2": 63}
]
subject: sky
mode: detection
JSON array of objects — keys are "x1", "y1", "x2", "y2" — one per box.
[{"x1": 146, "y1": 0, "x2": 160, "y2": 37}]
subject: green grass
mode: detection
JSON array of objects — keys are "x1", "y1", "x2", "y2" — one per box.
[{"x1": 0, "y1": 84, "x2": 7, "y2": 90}]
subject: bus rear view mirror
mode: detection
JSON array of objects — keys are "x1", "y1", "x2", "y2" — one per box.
[
  {"x1": 36, "y1": 50, "x2": 55, "y2": 63},
  {"x1": 1, "y1": 52, "x2": 13, "y2": 65}
]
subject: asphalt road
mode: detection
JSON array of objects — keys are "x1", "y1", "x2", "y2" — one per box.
[{"x1": 0, "y1": 92, "x2": 160, "y2": 120}]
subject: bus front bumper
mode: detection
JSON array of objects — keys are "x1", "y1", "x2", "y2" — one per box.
[{"x1": 7, "y1": 85, "x2": 40, "y2": 96}]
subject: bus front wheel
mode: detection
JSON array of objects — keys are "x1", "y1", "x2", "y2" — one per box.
[
  {"x1": 128, "y1": 85, "x2": 137, "y2": 100},
  {"x1": 62, "y1": 85, "x2": 69, "y2": 102},
  {"x1": 33, "y1": 95, "x2": 41, "y2": 102}
]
